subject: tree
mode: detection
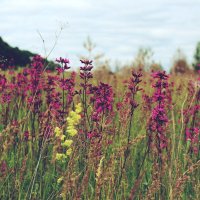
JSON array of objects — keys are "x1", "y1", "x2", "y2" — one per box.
[
  {"x1": 171, "y1": 49, "x2": 190, "y2": 74},
  {"x1": 0, "y1": 37, "x2": 35, "y2": 67},
  {"x1": 80, "y1": 36, "x2": 110, "y2": 70},
  {"x1": 193, "y1": 42, "x2": 200, "y2": 71},
  {"x1": 133, "y1": 47, "x2": 154, "y2": 71}
]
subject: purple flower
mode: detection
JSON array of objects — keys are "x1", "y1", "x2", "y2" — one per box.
[
  {"x1": 79, "y1": 59, "x2": 93, "y2": 80},
  {"x1": 56, "y1": 57, "x2": 70, "y2": 64},
  {"x1": 90, "y1": 82, "x2": 113, "y2": 122},
  {"x1": 0, "y1": 160, "x2": 7, "y2": 176},
  {"x1": 152, "y1": 71, "x2": 168, "y2": 80},
  {"x1": 56, "y1": 57, "x2": 70, "y2": 71},
  {"x1": 80, "y1": 59, "x2": 92, "y2": 65},
  {"x1": 186, "y1": 127, "x2": 199, "y2": 154},
  {"x1": 24, "y1": 131, "x2": 29, "y2": 141},
  {"x1": 148, "y1": 71, "x2": 169, "y2": 153}
]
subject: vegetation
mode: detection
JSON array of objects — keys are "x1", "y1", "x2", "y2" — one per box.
[
  {"x1": 193, "y1": 42, "x2": 200, "y2": 72},
  {"x1": 0, "y1": 52, "x2": 199, "y2": 199},
  {"x1": 0, "y1": 37, "x2": 57, "y2": 70}
]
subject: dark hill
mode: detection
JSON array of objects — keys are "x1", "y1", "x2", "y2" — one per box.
[
  {"x1": 0, "y1": 37, "x2": 36, "y2": 67},
  {"x1": 0, "y1": 37, "x2": 57, "y2": 70}
]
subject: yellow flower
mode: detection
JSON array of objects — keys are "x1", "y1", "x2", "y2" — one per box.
[
  {"x1": 66, "y1": 117, "x2": 74, "y2": 126},
  {"x1": 69, "y1": 111, "x2": 76, "y2": 117},
  {"x1": 56, "y1": 153, "x2": 66, "y2": 161},
  {"x1": 75, "y1": 103, "x2": 82, "y2": 114},
  {"x1": 96, "y1": 156, "x2": 104, "y2": 181},
  {"x1": 66, "y1": 104, "x2": 82, "y2": 128},
  {"x1": 67, "y1": 125, "x2": 75, "y2": 132},
  {"x1": 67, "y1": 127, "x2": 77, "y2": 136},
  {"x1": 62, "y1": 139, "x2": 73, "y2": 147},
  {"x1": 57, "y1": 176, "x2": 63, "y2": 184},
  {"x1": 54, "y1": 103, "x2": 82, "y2": 161},
  {"x1": 66, "y1": 148, "x2": 72, "y2": 156},
  {"x1": 69, "y1": 111, "x2": 81, "y2": 121},
  {"x1": 60, "y1": 135, "x2": 66, "y2": 141},
  {"x1": 55, "y1": 127, "x2": 62, "y2": 137},
  {"x1": 74, "y1": 115, "x2": 81, "y2": 124}
]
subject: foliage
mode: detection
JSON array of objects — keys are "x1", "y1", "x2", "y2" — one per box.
[{"x1": 193, "y1": 42, "x2": 200, "y2": 71}]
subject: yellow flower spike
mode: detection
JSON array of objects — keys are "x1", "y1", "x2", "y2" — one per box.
[
  {"x1": 56, "y1": 153, "x2": 66, "y2": 161},
  {"x1": 60, "y1": 135, "x2": 66, "y2": 141},
  {"x1": 62, "y1": 139, "x2": 73, "y2": 147},
  {"x1": 66, "y1": 148, "x2": 72, "y2": 156},
  {"x1": 67, "y1": 128, "x2": 77, "y2": 136},
  {"x1": 69, "y1": 111, "x2": 77, "y2": 118},
  {"x1": 57, "y1": 176, "x2": 64, "y2": 184},
  {"x1": 55, "y1": 127, "x2": 62, "y2": 137},
  {"x1": 67, "y1": 125, "x2": 75, "y2": 130},
  {"x1": 74, "y1": 115, "x2": 81, "y2": 123},
  {"x1": 75, "y1": 103, "x2": 82, "y2": 113},
  {"x1": 72, "y1": 115, "x2": 80, "y2": 125},
  {"x1": 96, "y1": 156, "x2": 105, "y2": 181},
  {"x1": 67, "y1": 117, "x2": 77, "y2": 126}
]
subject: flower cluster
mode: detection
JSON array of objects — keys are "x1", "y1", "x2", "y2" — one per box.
[
  {"x1": 80, "y1": 59, "x2": 93, "y2": 83},
  {"x1": 27, "y1": 55, "x2": 45, "y2": 113},
  {"x1": 95, "y1": 156, "x2": 104, "y2": 181},
  {"x1": 66, "y1": 103, "x2": 82, "y2": 136},
  {"x1": 56, "y1": 57, "x2": 70, "y2": 73},
  {"x1": 90, "y1": 82, "x2": 113, "y2": 122},
  {"x1": 186, "y1": 127, "x2": 199, "y2": 154},
  {"x1": 184, "y1": 74, "x2": 200, "y2": 154},
  {"x1": 127, "y1": 71, "x2": 142, "y2": 108},
  {"x1": 148, "y1": 71, "x2": 169, "y2": 152},
  {"x1": 55, "y1": 103, "x2": 82, "y2": 161}
]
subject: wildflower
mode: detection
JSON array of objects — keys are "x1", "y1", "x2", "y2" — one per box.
[
  {"x1": 56, "y1": 153, "x2": 66, "y2": 161},
  {"x1": 80, "y1": 59, "x2": 93, "y2": 65},
  {"x1": 152, "y1": 71, "x2": 168, "y2": 80},
  {"x1": 90, "y1": 82, "x2": 113, "y2": 122},
  {"x1": 56, "y1": 57, "x2": 70, "y2": 71},
  {"x1": 56, "y1": 57, "x2": 70, "y2": 64},
  {"x1": 96, "y1": 156, "x2": 104, "y2": 181},
  {"x1": 62, "y1": 139, "x2": 73, "y2": 147},
  {"x1": 186, "y1": 127, "x2": 199, "y2": 154},
  {"x1": 24, "y1": 131, "x2": 29, "y2": 141},
  {"x1": 75, "y1": 103, "x2": 82, "y2": 114},
  {"x1": 60, "y1": 135, "x2": 66, "y2": 141},
  {"x1": 67, "y1": 127, "x2": 78, "y2": 137},
  {"x1": 57, "y1": 176, "x2": 64, "y2": 184},
  {"x1": 126, "y1": 70, "x2": 142, "y2": 109},
  {"x1": 66, "y1": 104, "x2": 82, "y2": 136},
  {"x1": 55, "y1": 127, "x2": 66, "y2": 141},
  {"x1": 0, "y1": 160, "x2": 7, "y2": 176},
  {"x1": 55, "y1": 127, "x2": 62, "y2": 137},
  {"x1": 148, "y1": 71, "x2": 169, "y2": 153},
  {"x1": 79, "y1": 59, "x2": 93, "y2": 80},
  {"x1": 184, "y1": 73, "x2": 200, "y2": 154},
  {"x1": 66, "y1": 148, "x2": 72, "y2": 156},
  {"x1": 68, "y1": 111, "x2": 81, "y2": 124},
  {"x1": 54, "y1": 103, "x2": 82, "y2": 163}
]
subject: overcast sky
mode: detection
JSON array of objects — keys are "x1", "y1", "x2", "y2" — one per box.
[{"x1": 1, "y1": 0, "x2": 200, "y2": 70}]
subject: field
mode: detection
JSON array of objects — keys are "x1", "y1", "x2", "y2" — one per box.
[{"x1": 0, "y1": 56, "x2": 199, "y2": 200}]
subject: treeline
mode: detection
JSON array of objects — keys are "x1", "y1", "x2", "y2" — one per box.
[
  {"x1": 1, "y1": 36, "x2": 200, "y2": 74},
  {"x1": 0, "y1": 37, "x2": 35, "y2": 67},
  {"x1": 0, "y1": 37, "x2": 56, "y2": 70}
]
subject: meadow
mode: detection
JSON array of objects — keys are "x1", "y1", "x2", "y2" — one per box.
[{"x1": 0, "y1": 55, "x2": 199, "y2": 200}]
